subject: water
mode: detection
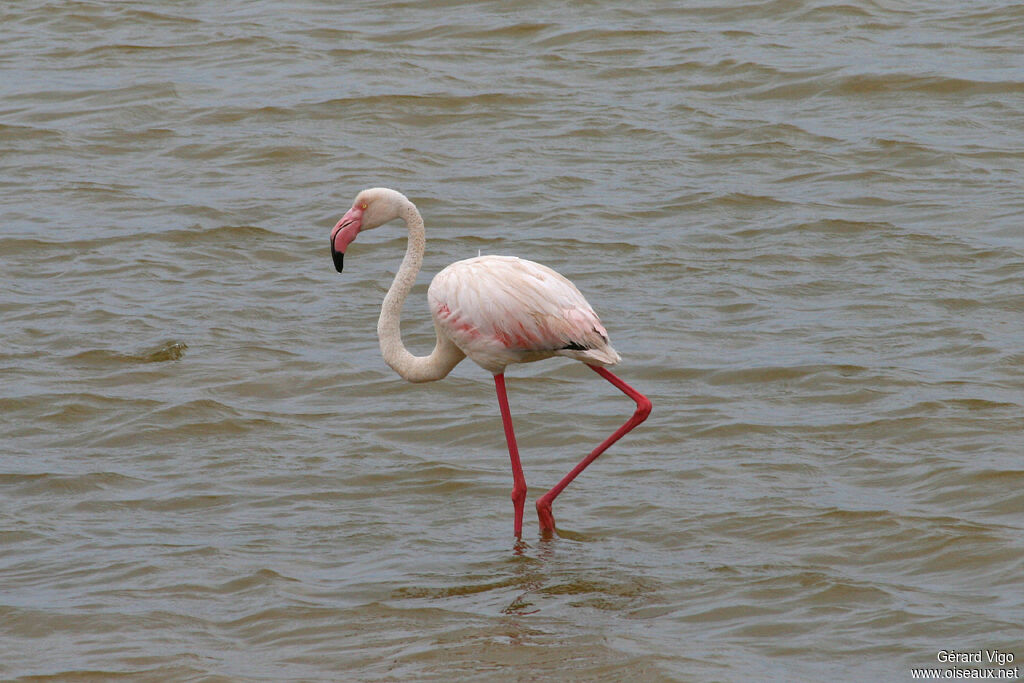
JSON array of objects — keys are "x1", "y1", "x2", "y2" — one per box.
[{"x1": 3, "y1": 1, "x2": 1024, "y2": 680}]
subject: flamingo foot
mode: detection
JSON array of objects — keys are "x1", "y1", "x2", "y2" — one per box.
[
  {"x1": 536, "y1": 497, "x2": 556, "y2": 535},
  {"x1": 511, "y1": 485, "x2": 527, "y2": 537}
]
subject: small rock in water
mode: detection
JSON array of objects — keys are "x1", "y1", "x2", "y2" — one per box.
[{"x1": 142, "y1": 341, "x2": 188, "y2": 362}]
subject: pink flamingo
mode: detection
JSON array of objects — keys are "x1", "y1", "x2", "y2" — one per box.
[{"x1": 331, "y1": 188, "x2": 652, "y2": 536}]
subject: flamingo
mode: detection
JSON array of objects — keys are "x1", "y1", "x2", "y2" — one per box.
[{"x1": 330, "y1": 188, "x2": 652, "y2": 537}]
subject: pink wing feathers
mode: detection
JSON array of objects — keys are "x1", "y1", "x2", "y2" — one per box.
[{"x1": 428, "y1": 255, "x2": 620, "y2": 374}]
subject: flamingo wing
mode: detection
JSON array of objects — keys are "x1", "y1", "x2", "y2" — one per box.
[{"x1": 428, "y1": 255, "x2": 620, "y2": 373}]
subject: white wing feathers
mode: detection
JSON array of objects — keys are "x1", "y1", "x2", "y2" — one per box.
[{"x1": 428, "y1": 255, "x2": 620, "y2": 373}]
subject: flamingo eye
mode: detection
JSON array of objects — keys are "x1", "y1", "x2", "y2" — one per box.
[{"x1": 361, "y1": 203, "x2": 367, "y2": 210}]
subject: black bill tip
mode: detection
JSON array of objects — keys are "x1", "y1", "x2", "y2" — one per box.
[{"x1": 331, "y1": 245, "x2": 344, "y2": 273}]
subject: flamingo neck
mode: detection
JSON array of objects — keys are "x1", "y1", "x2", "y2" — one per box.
[{"x1": 377, "y1": 199, "x2": 465, "y2": 383}]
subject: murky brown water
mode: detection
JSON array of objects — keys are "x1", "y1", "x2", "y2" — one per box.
[{"x1": 3, "y1": 1, "x2": 1024, "y2": 680}]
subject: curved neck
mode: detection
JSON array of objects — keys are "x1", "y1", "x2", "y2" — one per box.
[{"x1": 376, "y1": 199, "x2": 464, "y2": 383}]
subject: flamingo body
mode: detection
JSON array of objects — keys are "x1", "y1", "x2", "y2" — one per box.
[{"x1": 428, "y1": 255, "x2": 621, "y2": 374}]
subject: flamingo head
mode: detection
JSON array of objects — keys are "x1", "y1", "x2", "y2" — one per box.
[{"x1": 330, "y1": 187, "x2": 409, "y2": 273}]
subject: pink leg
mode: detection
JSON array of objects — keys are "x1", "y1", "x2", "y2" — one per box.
[
  {"x1": 494, "y1": 373, "x2": 527, "y2": 537},
  {"x1": 535, "y1": 365, "x2": 652, "y2": 534}
]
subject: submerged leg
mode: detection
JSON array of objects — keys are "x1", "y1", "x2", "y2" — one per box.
[
  {"x1": 494, "y1": 373, "x2": 527, "y2": 537},
  {"x1": 535, "y1": 365, "x2": 652, "y2": 534}
]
